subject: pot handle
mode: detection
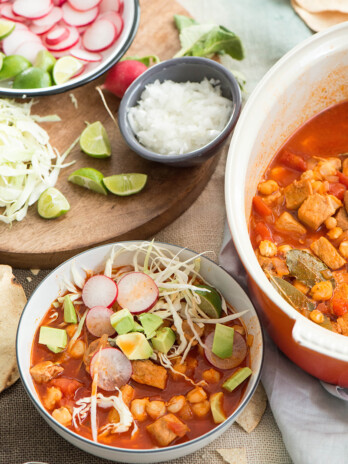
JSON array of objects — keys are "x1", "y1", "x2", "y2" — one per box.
[
  {"x1": 292, "y1": 318, "x2": 348, "y2": 363},
  {"x1": 320, "y1": 381, "x2": 348, "y2": 401}
]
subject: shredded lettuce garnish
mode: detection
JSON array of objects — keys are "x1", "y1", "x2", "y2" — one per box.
[{"x1": 0, "y1": 99, "x2": 75, "y2": 224}]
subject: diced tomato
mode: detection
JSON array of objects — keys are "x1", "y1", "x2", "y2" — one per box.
[
  {"x1": 332, "y1": 299, "x2": 348, "y2": 317},
  {"x1": 336, "y1": 171, "x2": 348, "y2": 189},
  {"x1": 50, "y1": 378, "x2": 82, "y2": 399},
  {"x1": 252, "y1": 196, "x2": 272, "y2": 217},
  {"x1": 253, "y1": 222, "x2": 272, "y2": 243},
  {"x1": 316, "y1": 302, "x2": 330, "y2": 315},
  {"x1": 279, "y1": 150, "x2": 307, "y2": 172},
  {"x1": 328, "y1": 182, "x2": 346, "y2": 200}
]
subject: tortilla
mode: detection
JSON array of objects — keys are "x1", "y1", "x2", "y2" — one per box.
[
  {"x1": 235, "y1": 383, "x2": 267, "y2": 433},
  {"x1": 0, "y1": 265, "x2": 27, "y2": 393},
  {"x1": 291, "y1": 0, "x2": 348, "y2": 31},
  {"x1": 217, "y1": 448, "x2": 247, "y2": 464},
  {"x1": 296, "y1": 0, "x2": 348, "y2": 14}
]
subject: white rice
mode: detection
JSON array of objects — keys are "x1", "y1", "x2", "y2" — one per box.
[{"x1": 127, "y1": 78, "x2": 233, "y2": 155}]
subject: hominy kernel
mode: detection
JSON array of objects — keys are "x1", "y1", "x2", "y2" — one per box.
[
  {"x1": 309, "y1": 310, "x2": 325, "y2": 324},
  {"x1": 259, "y1": 240, "x2": 277, "y2": 257},
  {"x1": 258, "y1": 180, "x2": 279, "y2": 195},
  {"x1": 293, "y1": 280, "x2": 309, "y2": 294},
  {"x1": 278, "y1": 244, "x2": 292, "y2": 254},
  {"x1": 327, "y1": 227, "x2": 343, "y2": 240},
  {"x1": 325, "y1": 217, "x2": 337, "y2": 230},
  {"x1": 339, "y1": 241, "x2": 348, "y2": 259},
  {"x1": 310, "y1": 281, "x2": 333, "y2": 301}
]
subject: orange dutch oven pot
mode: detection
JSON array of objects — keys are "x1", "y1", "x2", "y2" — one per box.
[{"x1": 225, "y1": 22, "x2": 348, "y2": 387}]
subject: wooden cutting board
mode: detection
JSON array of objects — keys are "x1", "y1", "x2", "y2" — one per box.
[{"x1": 0, "y1": 0, "x2": 221, "y2": 269}]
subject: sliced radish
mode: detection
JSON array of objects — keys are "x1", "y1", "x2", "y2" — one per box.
[
  {"x1": 12, "y1": 0, "x2": 53, "y2": 20},
  {"x1": 86, "y1": 306, "x2": 115, "y2": 337},
  {"x1": 117, "y1": 272, "x2": 159, "y2": 314},
  {"x1": 100, "y1": 11, "x2": 123, "y2": 37},
  {"x1": 204, "y1": 331, "x2": 247, "y2": 370},
  {"x1": 82, "y1": 275, "x2": 118, "y2": 309},
  {"x1": 70, "y1": 48, "x2": 102, "y2": 62},
  {"x1": 45, "y1": 26, "x2": 69, "y2": 45},
  {"x1": 32, "y1": 6, "x2": 62, "y2": 27},
  {"x1": 30, "y1": 22, "x2": 56, "y2": 36},
  {"x1": 90, "y1": 347, "x2": 132, "y2": 391},
  {"x1": 0, "y1": 4, "x2": 25, "y2": 22},
  {"x1": 68, "y1": 0, "x2": 101, "y2": 11},
  {"x1": 15, "y1": 41, "x2": 46, "y2": 64},
  {"x1": 45, "y1": 26, "x2": 79, "y2": 51},
  {"x1": 53, "y1": 0, "x2": 67, "y2": 5},
  {"x1": 62, "y1": 2, "x2": 99, "y2": 27},
  {"x1": 99, "y1": 0, "x2": 120, "y2": 14},
  {"x1": 83, "y1": 19, "x2": 116, "y2": 52},
  {"x1": 3, "y1": 30, "x2": 41, "y2": 56}
]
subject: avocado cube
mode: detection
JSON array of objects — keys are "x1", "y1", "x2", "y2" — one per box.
[
  {"x1": 222, "y1": 367, "x2": 252, "y2": 392},
  {"x1": 132, "y1": 321, "x2": 145, "y2": 333},
  {"x1": 138, "y1": 313, "x2": 163, "y2": 338},
  {"x1": 63, "y1": 295, "x2": 77, "y2": 324},
  {"x1": 212, "y1": 323, "x2": 234, "y2": 359},
  {"x1": 116, "y1": 332, "x2": 153, "y2": 360},
  {"x1": 110, "y1": 308, "x2": 135, "y2": 335},
  {"x1": 39, "y1": 326, "x2": 67, "y2": 349},
  {"x1": 151, "y1": 327, "x2": 176, "y2": 354},
  {"x1": 46, "y1": 344, "x2": 64, "y2": 354},
  {"x1": 210, "y1": 392, "x2": 226, "y2": 424}
]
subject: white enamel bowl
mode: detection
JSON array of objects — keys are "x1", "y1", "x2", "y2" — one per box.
[
  {"x1": 16, "y1": 241, "x2": 263, "y2": 463},
  {"x1": 226, "y1": 22, "x2": 348, "y2": 386}
]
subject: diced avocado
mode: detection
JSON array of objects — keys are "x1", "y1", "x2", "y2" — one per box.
[
  {"x1": 132, "y1": 321, "x2": 145, "y2": 333},
  {"x1": 116, "y1": 332, "x2": 153, "y2": 360},
  {"x1": 151, "y1": 327, "x2": 176, "y2": 354},
  {"x1": 110, "y1": 308, "x2": 135, "y2": 335},
  {"x1": 46, "y1": 344, "x2": 64, "y2": 354},
  {"x1": 138, "y1": 313, "x2": 163, "y2": 338},
  {"x1": 39, "y1": 326, "x2": 67, "y2": 349},
  {"x1": 63, "y1": 295, "x2": 77, "y2": 323},
  {"x1": 212, "y1": 323, "x2": 234, "y2": 359},
  {"x1": 195, "y1": 284, "x2": 222, "y2": 318},
  {"x1": 210, "y1": 392, "x2": 226, "y2": 424},
  {"x1": 222, "y1": 367, "x2": 252, "y2": 392}
]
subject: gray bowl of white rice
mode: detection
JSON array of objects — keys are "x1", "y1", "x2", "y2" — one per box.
[{"x1": 118, "y1": 56, "x2": 242, "y2": 167}]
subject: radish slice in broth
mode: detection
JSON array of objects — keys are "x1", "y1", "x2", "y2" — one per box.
[
  {"x1": 117, "y1": 272, "x2": 159, "y2": 314},
  {"x1": 82, "y1": 275, "x2": 118, "y2": 309},
  {"x1": 86, "y1": 306, "x2": 115, "y2": 337},
  {"x1": 90, "y1": 347, "x2": 132, "y2": 391}
]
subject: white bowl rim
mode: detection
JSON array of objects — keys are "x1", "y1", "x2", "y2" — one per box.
[
  {"x1": 225, "y1": 22, "x2": 348, "y2": 359},
  {"x1": 16, "y1": 240, "x2": 264, "y2": 455}
]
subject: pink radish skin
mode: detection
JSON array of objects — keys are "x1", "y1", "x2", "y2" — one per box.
[
  {"x1": 99, "y1": 0, "x2": 120, "y2": 14},
  {"x1": 3, "y1": 30, "x2": 41, "y2": 56},
  {"x1": 70, "y1": 48, "x2": 102, "y2": 62},
  {"x1": 30, "y1": 23, "x2": 56, "y2": 36},
  {"x1": 86, "y1": 306, "x2": 115, "y2": 337},
  {"x1": 90, "y1": 347, "x2": 132, "y2": 391},
  {"x1": 1, "y1": 4, "x2": 25, "y2": 21},
  {"x1": 32, "y1": 6, "x2": 63, "y2": 27},
  {"x1": 12, "y1": 0, "x2": 53, "y2": 19},
  {"x1": 68, "y1": 0, "x2": 101, "y2": 12},
  {"x1": 102, "y1": 60, "x2": 148, "y2": 98},
  {"x1": 82, "y1": 18, "x2": 116, "y2": 52},
  {"x1": 82, "y1": 274, "x2": 118, "y2": 309},
  {"x1": 62, "y1": 2, "x2": 99, "y2": 27},
  {"x1": 15, "y1": 41, "x2": 46, "y2": 64},
  {"x1": 45, "y1": 26, "x2": 69, "y2": 45},
  {"x1": 53, "y1": 0, "x2": 67, "y2": 5},
  {"x1": 100, "y1": 11, "x2": 123, "y2": 37},
  {"x1": 204, "y1": 331, "x2": 247, "y2": 370},
  {"x1": 117, "y1": 272, "x2": 159, "y2": 314},
  {"x1": 45, "y1": 26, "x2": 79, "y2": 51}
]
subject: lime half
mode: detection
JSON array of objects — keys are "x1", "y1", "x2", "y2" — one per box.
[
  {"x1": 80, "y1": 121, "x2": 111, "y2": 158},
  {"x1": 195, "y1": 285, "x2": 222, "y2": 318},
  {"x1": 38, "y1": 188, "x2": 70, "y2": 219},
  {"x1": 35, "y1": 50, "x2": 56, "y2": 73},
  {"x1": 0, "y1": 19, "x2": 15, "y2": 40},
  {"x1": 13, "y1": 67, "x2": 52, "y2": 89},
  {"x1": 53, "y1": 56, "x2": 83, "y2": 85},
  {"x1": 103, "y1": 173, "x2": 147, "y2": 196},
  {"x1": 0, "y1": 55, "x2": 31, "y2": 81},
  {"x1": 68, "y1": 167, "x2": 107, "y2": 195}
]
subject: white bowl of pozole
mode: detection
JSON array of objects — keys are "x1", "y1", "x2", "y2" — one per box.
[{"x1": 17, "y1": 241, "x2": 263, "y2": 463}]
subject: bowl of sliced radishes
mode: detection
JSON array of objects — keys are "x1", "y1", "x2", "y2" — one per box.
[{"x1": 0, "y1": 0, "x2": 140, "y2": 95}]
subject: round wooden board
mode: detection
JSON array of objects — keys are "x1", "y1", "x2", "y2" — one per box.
[{"x1": 0, "y1": 0, "x2": 221, "y2": 269}]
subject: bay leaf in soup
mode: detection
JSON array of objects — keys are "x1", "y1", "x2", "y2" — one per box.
[
  {"x1": 269, "y1": 274, "x2": 315, "y2": 312},
  {"x1": 286, "y1": 249, "x2": 334, "y2": 288},
  {"x1": 320, "y1": 315, "x2": 333, "y2": 332}
]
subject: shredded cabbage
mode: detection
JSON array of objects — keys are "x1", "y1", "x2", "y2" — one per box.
[{"x1": 0, "y1": 99, "x2": 74, "y2": 224}]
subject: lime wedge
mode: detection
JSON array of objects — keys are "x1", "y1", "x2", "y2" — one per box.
[
  {"x1": 53, "y1": 56, "x2": 83, "y2": 85},
  {"x1": 195, "y1": 285, "x2": 222, "y2": 318},
  {"x1": 38, "y1": 188, "x2": 70, "y2": 219},
  {"x1": 0, "y1": 55, "x2": 31, "y2": 81},
  {"x1": 68, "y1": 167, "x2": 107, "y2": 195},
  {"x1": 13, "y1": 67, "x2": 52, "y2": 89},
  {"x1": 0, "y1": 52, "x2": 5, "y2": 73},
  {"x1": 103, "y1": 173, "x2": 148, "y2": 196},
  {"x1": 0, "y1": 19, "x2": 15, "y2": 40},
  {"x1": 79, "y1": 121, "x2": 111, "y2": 158},
  {"x1": 35, "y1": 50, "x2": 56, "y2": 73}
]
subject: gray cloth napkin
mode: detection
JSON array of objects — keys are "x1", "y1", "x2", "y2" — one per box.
[{"x1": 219, "y1": 227, "x2": 348, "y2": 464}]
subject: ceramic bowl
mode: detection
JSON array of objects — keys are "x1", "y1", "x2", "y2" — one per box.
[
  {"x1": 17, "y1": 241, "x2": 263, "y2": 463},
  {"x1": 118, "y1": 57, "x2": 242, "y2": 167},
  {"x1": 0, "y1": 0, "x2": 140, "y2": 97},
  {"x1": 225, "y1": 22, "x2": 348, "y2": 386}
]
